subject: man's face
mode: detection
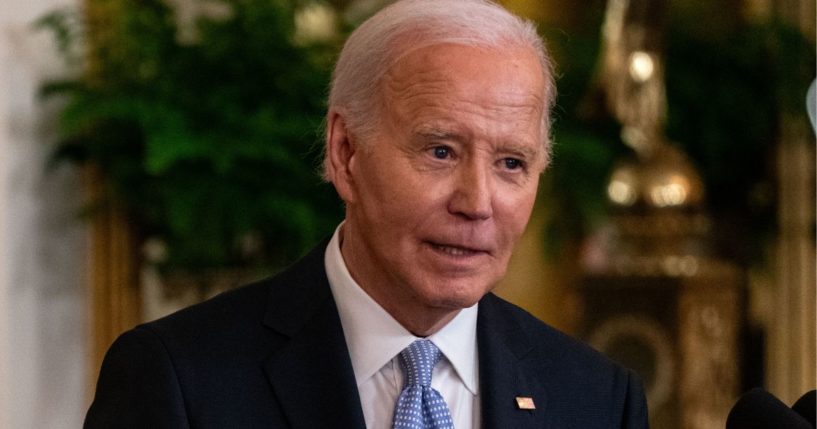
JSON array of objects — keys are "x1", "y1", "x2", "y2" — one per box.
[{"x1": 334, "y1": 43, "x2": 546, "y2": 327}]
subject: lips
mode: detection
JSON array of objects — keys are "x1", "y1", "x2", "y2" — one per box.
[{"x1": 428, "y1": 241, "x2": 490, "y2": 257}]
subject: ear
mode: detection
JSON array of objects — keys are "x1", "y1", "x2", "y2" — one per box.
[{"x1": 325, "y1": 110, "x2": 359, "y2": 203}]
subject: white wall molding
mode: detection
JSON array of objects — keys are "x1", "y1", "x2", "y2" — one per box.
[{"x1": 0, "y1": 0, "x2": 87, "y2": 427}]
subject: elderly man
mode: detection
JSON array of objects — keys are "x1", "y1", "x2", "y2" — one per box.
[{"x1": 85, "y1": 1, "x2": 648, "y2": 428}]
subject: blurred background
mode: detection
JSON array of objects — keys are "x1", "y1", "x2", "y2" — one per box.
[{"x1": 0, "y1": 0, "x2": 814, "y2": 427}]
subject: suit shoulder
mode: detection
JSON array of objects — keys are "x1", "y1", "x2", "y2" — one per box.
[
  {"x1": 481, "y1": 293, "x2": 627, "y2": 374},
  {"x1": 480, "y1": 294, "x2": 649, "y2": 427},
  {"x1": 144, "y1": 278, "x2": 273, "y2": 336},
  {"x1": 142, "y1": 241, "x2": 329, "y2": 339}
]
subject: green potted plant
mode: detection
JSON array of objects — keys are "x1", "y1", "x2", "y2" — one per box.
[{"x1": 38, "y1": 0, "x2": 344, "y2": 288}]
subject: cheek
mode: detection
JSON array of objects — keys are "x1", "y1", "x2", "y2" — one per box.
[
  {"x1": 370, "y1": 164, "x2": 445, "y2": 212},
  {"x1": 496, "y1": 187, "x2": 538, "y2": 240},
  {"x1": 358, "y1": 164, "x2": 439, "y2": 228}
]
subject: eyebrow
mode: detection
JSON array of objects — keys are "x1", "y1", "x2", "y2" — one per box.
[
  {"x1": 502, "y1": 143, "x2": 540, "y2": 160},
  {"x1": 413, "y1": 126, "x2": 468, "y2": 143}
]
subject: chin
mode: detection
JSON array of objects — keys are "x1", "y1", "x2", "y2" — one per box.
[{"x1": 420, "y1": 280, "x2": 494, "y2": 310}]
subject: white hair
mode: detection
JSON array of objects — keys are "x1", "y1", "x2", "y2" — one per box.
[{"x1": 325, "y1": 0, "x2": 557, "y2": 175}]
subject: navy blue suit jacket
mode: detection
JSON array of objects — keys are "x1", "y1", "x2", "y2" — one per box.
[{"x1": 85, "y1": 242, "x2": 649, "y2": 428}]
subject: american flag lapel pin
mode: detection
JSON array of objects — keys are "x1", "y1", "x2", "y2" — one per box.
[{"x1": 515, "y1": 396, "x2": 536, "y2": 410}]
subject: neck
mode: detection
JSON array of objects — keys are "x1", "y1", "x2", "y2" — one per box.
[{"x1": 388, "y1": 305, "x2": 460, "y2": 337}]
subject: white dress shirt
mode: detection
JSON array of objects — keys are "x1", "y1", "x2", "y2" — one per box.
[{"x1": 325, "y1": 225, "x2": 481, "y2": 429}]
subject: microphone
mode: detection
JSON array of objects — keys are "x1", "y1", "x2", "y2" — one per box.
[
  {"x1": 792, "y1": 390, "x2": 816, "y2": 427},
  {"x1": 725, "y1": 388, "x2": 812, "y2": 429}
]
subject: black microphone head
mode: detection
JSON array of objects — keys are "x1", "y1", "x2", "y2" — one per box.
[
  {"x1": 792, "y1": 390, "x2": 816, "y2": 428},
  {"x1": 726, "y1": 388, "x2": 812, "y2": 429}
]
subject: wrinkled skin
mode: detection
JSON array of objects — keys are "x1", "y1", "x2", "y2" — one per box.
[{"x1": 326, "y1": 43, "x2": 547, "y2": 336}]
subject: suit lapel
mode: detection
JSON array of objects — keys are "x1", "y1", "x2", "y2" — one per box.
[
  {"x1": 478, "y1": 294, "x2": 548, "y2": 429},
  {"x1": 259, "y1": 245, "x2": 551, "y2": 428},
  {"x1": 261, "y1": 244, "x2": 366, "y2": 429}
]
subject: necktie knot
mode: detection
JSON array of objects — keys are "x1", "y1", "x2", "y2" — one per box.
[
  {"x1": 399, "y1": 339, "x2": 442, "y2": 388},
  {"x1": 392, "y1": 339, "x2": 454, "y2": 428}
]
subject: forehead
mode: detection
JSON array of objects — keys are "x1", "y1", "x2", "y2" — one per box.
[
  {"x1": 384, "y1": 42, "x2": 544, "y2": 103},
  {"x1": 380, "y1": 43, "x2": 546, "y2": 147}
]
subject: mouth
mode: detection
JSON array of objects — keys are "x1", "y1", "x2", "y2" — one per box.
[{"x1": 428, "y1": 242, "x2": 489, "y2": 257}]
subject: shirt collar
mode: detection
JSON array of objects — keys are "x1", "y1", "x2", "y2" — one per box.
[{"x1": 324, "y1": 224, "x2": 479, "y2": 395}]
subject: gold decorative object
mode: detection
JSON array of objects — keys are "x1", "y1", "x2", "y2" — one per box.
[
  {"x1": 607, "y1": 144, "x2": 705, "y2": 210},
  {"x1": 600, "y1": 0, "x2": 667, "y2": 156},
  {"x1": 678, "y1": 284, "x2": 740, "y2": 429},
  {"x1": 593, "y1": 0, "x2": 710, "y2": 277},
  {"x1": 578, "y1": 1, "x2": 743, "y2": 429}
]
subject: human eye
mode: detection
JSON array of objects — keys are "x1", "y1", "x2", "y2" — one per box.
[
  {"x1": 501, "y1": 157, "x2": 525, "y2": 171},
  {"x1": 431, "y1": 145, "x2": 452, "y2": 160}
]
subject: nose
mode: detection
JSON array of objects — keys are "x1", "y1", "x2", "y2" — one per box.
[{"x1": 448, "y1": 162, "x2": 493, "y2": 220}]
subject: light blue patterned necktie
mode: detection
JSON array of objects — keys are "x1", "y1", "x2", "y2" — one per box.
[{"x1": 392, "y1": 339, "x2": 455, "y2": 429}]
